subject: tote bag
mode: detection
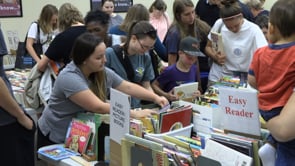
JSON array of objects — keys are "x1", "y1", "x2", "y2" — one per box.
[{"x1": 15, "y1": 22, "x2": 43, "y2": 69}]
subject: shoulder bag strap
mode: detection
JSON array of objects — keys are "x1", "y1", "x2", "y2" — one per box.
[{"x1": 111, "y1": 45, "x2": 134, "y2": 81}]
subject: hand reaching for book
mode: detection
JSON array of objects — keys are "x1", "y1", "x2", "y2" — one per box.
[
  {"x1": 166, "y1": 90, "x2": 179, "y2": 101},
  {"x1": 131, "y1": 109, "x2": 158, "y2": 119},
  {"x1": 153, "y1": 96, "x2": 169, "y2": 107}
]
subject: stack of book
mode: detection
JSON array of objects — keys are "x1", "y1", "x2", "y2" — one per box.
[
  {"x1": 129, "y1": 104, "x2": 193, "y2": 137},
  {"x1": 64, "y1": 113, "x2": 101, "y2": 161},
  {"x1": 5, "y1": 69, "x2": 30, "y2": 106}
]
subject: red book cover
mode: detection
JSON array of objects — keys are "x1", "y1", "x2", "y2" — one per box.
[
  {"x1": 65, "y1": 119, "x2": 92, "y2": 154},
  {"x1": 160, "y1": 105, "x2": 192, "y2": 133}
]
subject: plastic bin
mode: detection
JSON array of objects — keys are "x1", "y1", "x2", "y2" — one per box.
[{"x1": 146, "y1": 124, "x2": 193, "y2": 139}]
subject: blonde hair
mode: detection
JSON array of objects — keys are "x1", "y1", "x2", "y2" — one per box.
[
  {"x1": 245, "y1": 0, "x2": 264, "y2": 10},
  {"x1": 38, "y1": 4, "x2": 58, "y2": 34},
  {"x1": 58, "y1": 3, "x2": 84, "y2": 32}
]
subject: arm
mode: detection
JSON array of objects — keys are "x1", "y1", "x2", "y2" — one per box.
[
  {"x1": 116, "y1": 80, "x2": 168, "y2": 107},
  {"x1": 69, "y1": 89, "x2": 110, "y2": 114},
  {"x1": 26, "y1": 38, "x2": 41, "y2": 62},
  {"x1": 168, "y1": 53, "x2": 177, "y2": 66},
  {"x1": 69, "y1": 88, "x2": 157, "y2": 119},
  {"x1": 205, "y1": 40, "x2": 226, "y2": 66},
  {"x1": 37, "y1": 55, "x2": 50, "y2": 72},
  {"x1": 0, "y1": 78, "x2": 33, "y2": 130},
  {"x1": 153, "y1": 37, "x2": 167, "y2": 62},
  {"x1": 247, "y1": 74, "x2": 257, "y2": 89},
  {"x1": 141, "y1": 81, "x2": 154, "y2": 92},
  {"x1": 267, "y1": 92, "x2": 295, "y2": 142},
  {"x1": 151, "y1": 79, "x2": 178, "y2": 101}
]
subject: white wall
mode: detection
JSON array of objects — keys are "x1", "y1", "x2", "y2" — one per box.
[{"x1": 1, "y1": 0, "x2": 275, "y2": 53}]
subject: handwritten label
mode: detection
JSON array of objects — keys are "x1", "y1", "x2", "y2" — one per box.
[{"x1": 110, "y1": 88, "x2": 130, "y2": 144}]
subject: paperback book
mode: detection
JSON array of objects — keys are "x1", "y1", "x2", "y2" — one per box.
[
  {"x1": 38, "y1": 144, "x2": 80, "y2": 161},
  {"x1": 174, "y1": 82, "x2": 198, "y2": 99}
]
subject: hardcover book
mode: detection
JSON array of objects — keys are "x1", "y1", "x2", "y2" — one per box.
[
  {"x1": 76, "y1": 112, "x2": 101, "y2": 160},
  {"x1": 130, "y1": 118, "x2": 143, "y2": 137},
  {"x1": 121, "y1": 134, "x2": 168, "y2": 166},
  {"x1": 159, "y1": 105, "x2": 192, "y2": 133},
  {"x1": 174, "y1": 82, "x2": 198, "y2": 99},
  {"x1": 65, "y1": 119, "x2": 92, "y2": 154}
]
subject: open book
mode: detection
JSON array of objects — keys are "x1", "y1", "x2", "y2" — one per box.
[{"x1": 174, "y1": 82, "x2": 198, "y2": 99}]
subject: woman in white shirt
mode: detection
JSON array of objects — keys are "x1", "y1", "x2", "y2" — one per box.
[{"x1": 26, "y1": 4, "x2": 58, "y2": 63}]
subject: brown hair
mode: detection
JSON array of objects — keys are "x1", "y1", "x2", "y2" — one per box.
[
  {"x1": 71, "y1": 32, "x2": 106, "y2": 101},
  {"x1": 101, "y1": 0, "x2": 114, "y2": 7},
  {"x1": 119, "y1": 4, "x2": 149, "y2": 33},
  {"x1": 220, "y1": 0, "x2": 242, "y2": 19},
  {"x1": 38, "y1": 4, "x2": 58, "y2": 34},
  {"x1": 149, "y1": 0, "x2": 167, "y2": 13},
  {"x1": 269, "y1": 0, "x2": 295, "y2": 37},
  {"x1": 172, "y1": 0, "x2": 197, "y2": 39},
  {"x1": 123, "y1": 20, "x2": 157, "y2": 52}
]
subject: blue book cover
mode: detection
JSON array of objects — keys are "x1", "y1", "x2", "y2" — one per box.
[{"x1": 38, "y1": 145, "x2": 80, "y2": 161}]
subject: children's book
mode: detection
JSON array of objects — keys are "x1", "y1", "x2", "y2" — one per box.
[
  {"x1": 202, "y1": 139, "x2": 252, "y2": 166},
  {"x1": 38, "y1": 144, "x2": 80, "y2": 161},
  {"x1": 210, "y1": 31, "x2": 224, "y2": 54},
  {"x1": 65, "y1": 119, "x2": 92, "y2": 154},
  {"x1": 76, "y1": 112, "x2": 101, "y2": 160},
  {"x1": 174, "y1": 82, "x2": 198, "y2": 99},
  {"x1": 130, "y1": 118, "x2": 143, "y2": 137},
  {"x1": 159, "y1": 105, "x2": 193, "y2": 133}
]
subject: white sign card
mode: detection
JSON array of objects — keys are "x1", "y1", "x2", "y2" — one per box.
[
  {"x1": 218, "y1": 87, "x2": 261, "y2": 137},
  {"x1": 110, "y1": 88, "x2": 131, "y2": 144}
]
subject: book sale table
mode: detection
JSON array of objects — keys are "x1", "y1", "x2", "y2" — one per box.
[{"x1": 38, "y1": 144, "x2": 98, "y2": 166}]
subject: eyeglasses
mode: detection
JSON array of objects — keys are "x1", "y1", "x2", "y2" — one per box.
[{"x1": 137, "y1": 38, "x2": 154, "y2": 51}]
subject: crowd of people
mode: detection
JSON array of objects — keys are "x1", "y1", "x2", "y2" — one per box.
[{"x1": 1, "y1": 0, "x2": 295, "y2": 165}]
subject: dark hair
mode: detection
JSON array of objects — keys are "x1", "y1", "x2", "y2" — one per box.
[
  {"x1": 71, "y1": 32, "x2": 104, "y2": 65},
  {"x1": 269, "y1": 0, "x2": 295, "y2": 37},
  {"x1": 123, "y1": 21, "x2": 157, "y2": 51},
  {"x1": 220, "y1": 0, "x2": 242, "y2": 19},
  {"x1": 254, "y1": 14, "x2": 269, "y2": 29},
  {"x1": 101, "y1": 0, "x2": 114, "y2": 7},
  {"x1": 149, "y1": 0, "x2": 167, "y2": 12},
  {"x1": 84, "y1": 9, "x2": 110, "y2": 26}
]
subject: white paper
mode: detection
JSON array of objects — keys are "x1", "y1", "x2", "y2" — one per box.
[{"x1": 110, "y1": 88, "x2": 130, "y2": 144}]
